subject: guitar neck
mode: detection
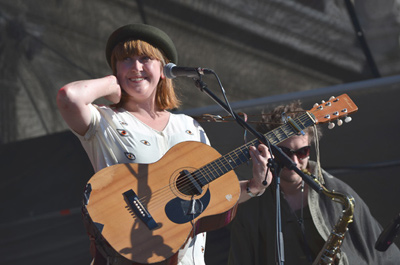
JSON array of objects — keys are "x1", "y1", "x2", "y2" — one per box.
[{"x1": 196, "y1": 112, "x2": 316, "y2": 186}]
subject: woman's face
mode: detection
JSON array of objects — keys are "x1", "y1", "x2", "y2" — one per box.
[{"x1": 116, "y1": 54, "x2": 164, "y2": 104}]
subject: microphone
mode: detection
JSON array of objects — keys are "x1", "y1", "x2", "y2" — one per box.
[
  {"x1": 375, "y1": 212, "x2": 400, "y2": 251},
  {"x1": 163, "y1": 63, "x2": 212, "y2": 79}
]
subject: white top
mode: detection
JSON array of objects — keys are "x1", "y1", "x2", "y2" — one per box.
[
  {"x1": 74, "y1": 104, "x2": 210, "y2": 265},
  {"x1": 76, "y1": 104, "x2": 210, "y2": 172}
]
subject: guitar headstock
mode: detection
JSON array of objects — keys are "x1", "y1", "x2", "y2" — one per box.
[{"x1": 309, "y1": 94, "x2": 358, "y2": 129}]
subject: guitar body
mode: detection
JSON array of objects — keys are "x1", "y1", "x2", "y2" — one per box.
[{"x1": 85, "y1": 141, "x2": 240, "y2": 264}]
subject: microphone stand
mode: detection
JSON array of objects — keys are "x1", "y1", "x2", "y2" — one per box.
[
  {"x1": 269, "y1": 158, "x2": 285, "y2": 264},
  {"x1": 191, "y1": 73, "x2": 322, "y2": 265}
]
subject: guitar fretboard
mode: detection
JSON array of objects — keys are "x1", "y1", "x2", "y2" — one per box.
[{"x1": 195, "y1": 112, "x2": 316, "y2": 186}]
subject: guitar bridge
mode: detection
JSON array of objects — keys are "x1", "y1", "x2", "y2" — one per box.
[{"x1": 123, "y1": 189, "x2": 158, "y2": 230}]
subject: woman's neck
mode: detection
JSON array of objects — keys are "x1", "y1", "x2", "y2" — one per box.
[{"x1": 125, "y1": 104, "x2": 170, "y2": 132}]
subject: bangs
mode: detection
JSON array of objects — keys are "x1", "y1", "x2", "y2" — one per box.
[{"x1": 113, "y1": 39, "x2": 166, "y2": 64}]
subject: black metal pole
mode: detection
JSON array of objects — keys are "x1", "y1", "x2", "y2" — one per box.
[{"x1": 344, "y1": 0, "x2": 381, "y2": 78}]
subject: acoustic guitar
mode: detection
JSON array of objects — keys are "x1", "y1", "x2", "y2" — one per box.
[{"x1": 83, "y1": 94, "x2": 358, "y2": 264}]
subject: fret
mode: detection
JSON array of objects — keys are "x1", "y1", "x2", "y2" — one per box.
[
  {"x1": 280, "y1": 124, "x2": 295, "y2": 140},
  {"x1": 236, "y1": 147, "x2": 251, "y2": 164},
  {"x1": 266, "y1": 129, "x2": 281, "y2": 145},
  {"x1": 274, "y1": 133, "x2": 283, "y2": 143},
  {"x1": 211, "y1": 161, "x2": 225, "y2": 177},
  {"x1": 202, "y1": 163, "x2": 218, "y2": 181},
  {"x1": 196, "y1": 166, "x2": 213, "y2": 185},
  {"x1": 297, "y1": 116, "x2": 307, "y2": 129},
  {"x1": 226, "y1": 153, "x2": 241, "y2": 168},
  {"x1": 213, "y1": 158, "x2": 230, "y2": 176},
  {"x1": 280, "y1": 129, "x2": 288, "y2": 143},
  {"x1": 275, "y1": 127, "x2": 287, "y2": 142},
  {"x1": 217, "y1": 157, "x2": 231, "y2": 173}
]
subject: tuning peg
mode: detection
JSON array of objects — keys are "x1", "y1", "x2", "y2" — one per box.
[
  {"x1": 345, "y1": 116, "x2": 352, "y2": 123},
  {"x1": 314, "y1": 103, "x2": 323, "y2": 110},
  {"x1": 329, "y1": 96, "x2": 335, "y2": 100},
  {"x1": 337, "y1": 119, "x2": 343, "y2": 126},
  {"x1": 328, "y1": 122, "x2": 335, "y2": 129},
  {"x1": 321, "y1": 100, "x2": 326, "y2": 104}
]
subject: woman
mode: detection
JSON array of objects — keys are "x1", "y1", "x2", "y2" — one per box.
[{"x1": 57, "y1": 24, "x2": 270, "y2": 265}]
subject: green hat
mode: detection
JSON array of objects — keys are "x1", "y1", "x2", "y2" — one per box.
[{"x1": 105, "y1": 23, "x2": 178, "y2": 68}]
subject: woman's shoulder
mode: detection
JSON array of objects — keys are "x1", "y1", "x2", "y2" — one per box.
[
  {"x1": 92, "y1": 104, "x2": 128, "y2": 116},
  {"x1": 170, "y1": 113, "x2": 197, "y2": 124}
]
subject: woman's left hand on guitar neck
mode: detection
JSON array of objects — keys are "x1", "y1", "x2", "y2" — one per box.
[{"x1": 238, "y1": 144, "x2": 271, "y2": 203}]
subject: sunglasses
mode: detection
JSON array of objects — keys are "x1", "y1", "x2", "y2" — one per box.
[{"x1": 279, "y1": 145, "x2": 311, "y2": 160}]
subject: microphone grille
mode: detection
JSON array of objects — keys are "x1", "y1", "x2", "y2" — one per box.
[{"x1": 163, "y1": 63, "x2": 176, "y2": 79}]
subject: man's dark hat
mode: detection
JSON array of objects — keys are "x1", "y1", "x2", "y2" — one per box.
[{"x1": 105, "y1": 23, "x2": 178, "y2": 68}]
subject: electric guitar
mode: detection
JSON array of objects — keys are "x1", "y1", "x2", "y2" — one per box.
[{"x1": 83, "y1": 94, "x2": 358, "y2": 264}]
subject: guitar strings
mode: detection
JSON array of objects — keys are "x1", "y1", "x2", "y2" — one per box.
[
  {"x1": 134, "y1": 113, "x2": 313, "y2": 212},
  {"x1": 192, "y1": 111, "x2": 305, "y2": 124},
  {"x1": 136, "y1": 114, "x2": 312, "y2": 208}
]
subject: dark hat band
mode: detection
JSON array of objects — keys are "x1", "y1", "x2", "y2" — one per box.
[{"x1": 105, "y1": 24, "x2": 178, "y2": 68}]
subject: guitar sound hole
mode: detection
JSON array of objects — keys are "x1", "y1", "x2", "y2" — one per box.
[{"x1": 176, "y1": 169, "x2": 203, "y2": 196}]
